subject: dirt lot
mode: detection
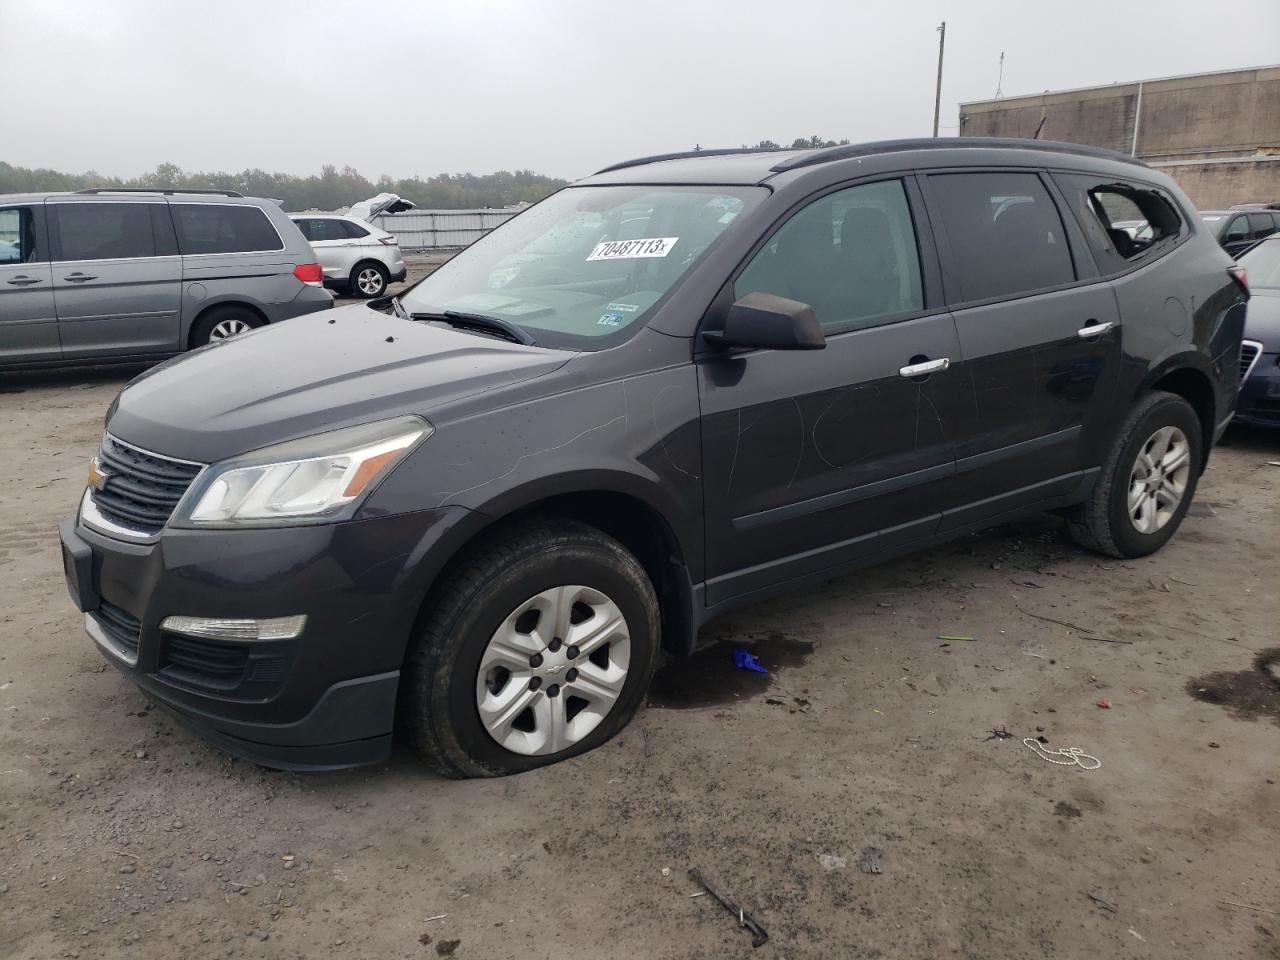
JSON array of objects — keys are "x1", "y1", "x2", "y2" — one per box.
[{"x1": 1, "y1": 317, "x2": 1278, "y2": 958}]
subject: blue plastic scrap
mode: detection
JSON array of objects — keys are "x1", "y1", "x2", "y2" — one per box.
[{"x1": 733, "y1": 649, "x2": 768, "y2": 673}]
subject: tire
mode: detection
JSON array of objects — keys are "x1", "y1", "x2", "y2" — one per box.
[
  {"x1": 1067, "y1": 391, "x2": 1203, "y2": 558},
  {"x1": 350, "y1": 261, "x2": 388, "y2": 299},
  {"x1": 189, "y1": 305, "x2": 265, "y2": 348},
  {"x1": 403, "y1": 518, "x2": 661, "y2": 778}
]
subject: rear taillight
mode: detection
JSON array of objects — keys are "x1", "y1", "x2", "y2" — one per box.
[
  {"x1": 378, "y1": 236, "x2": 398, "y2": 246},
  {"x1": 1228, "y1": 265, "x2": 1249, "y2": 298},
  {"x1": 293, "y1": 263, "x2": 323, "y2": 287}
]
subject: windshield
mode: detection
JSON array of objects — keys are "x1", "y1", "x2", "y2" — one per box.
[
  {"x1": 1239, "y1": 236, "x2": 1280, "y2": 288},
  {"x1": 399, "y1": 185, "x2": 766, "y2": 349}
]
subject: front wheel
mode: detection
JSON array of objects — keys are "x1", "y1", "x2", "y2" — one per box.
[
  {"x1": 403, "y1": 519, "x2": 660, "y2": 778},
  {"x1": 1067, "y1": 391, "x2": 1203, "y2": 558}
]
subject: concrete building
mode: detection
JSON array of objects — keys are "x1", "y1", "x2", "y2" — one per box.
[{"x1": 959, "y1": 64, "x2": 1280, "y2": 209}]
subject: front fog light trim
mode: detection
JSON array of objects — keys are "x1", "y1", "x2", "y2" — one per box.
[{"x1": 160, "y1": 614, "x2": 306, "y2": 642}]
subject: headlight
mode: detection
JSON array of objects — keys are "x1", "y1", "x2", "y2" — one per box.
[{"x1": 175, "y1": 416, "x2": 430, "y2": 527}]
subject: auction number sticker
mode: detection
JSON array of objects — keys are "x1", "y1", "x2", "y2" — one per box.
[{"x1": 586, "y1": 237, "x2": 679, "y2": 261}]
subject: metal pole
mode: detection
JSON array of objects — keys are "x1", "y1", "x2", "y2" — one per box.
[
  {"x1": 1130, "y1": 81, "x2": 1144, "y2": 156},
  {"x1": 933, "y1": 21, "x2": 946, "y2": 137}
]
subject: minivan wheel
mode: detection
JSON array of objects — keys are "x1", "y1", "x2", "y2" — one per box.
[
  {"x1": 1066, "y1": 391, "x2": 1203, "y2": 558},
  {"x1": 350, "y1": 262, "x2": 388, "y2": 298},
  {"x1": 403, "y1": 518, "x2": 660, "y2": 778},
  {"x1": 190, "y1": 306, "x2": 264, "y2": 348}
]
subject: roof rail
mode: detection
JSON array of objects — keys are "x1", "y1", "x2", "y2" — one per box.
[
  {"x1": 769, "y1": 137, "x2": 1146, "y2": 173},
  {"x1": 595, "y1": 147, "x2": 783, "y2": 175},
  {"x1": 74, "y1": 187, "x2": 245, "y2": 197}
]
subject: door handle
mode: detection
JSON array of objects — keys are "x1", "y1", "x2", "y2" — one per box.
[
  {"x1": 64, "y1": 273, "x2": 97, "y2": 283},
  {"x1": 6, "y1": 276, "x2": 42, "y2": 286},
  {"x1": 899, "y1": 357, "x2": 950, "y2": 379},
  {"x1": 1077, "y1": 320, "x2": 1116, "y2": 339}
]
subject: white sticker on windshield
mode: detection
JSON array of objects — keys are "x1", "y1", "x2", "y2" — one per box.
[{"x1": 586, "y1": 237, "x2": 679, "y2": 262}]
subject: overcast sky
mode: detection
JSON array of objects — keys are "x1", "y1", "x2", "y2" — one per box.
[{"x1": 4, "y1": 0, "x2": 1278, "y2": 182}]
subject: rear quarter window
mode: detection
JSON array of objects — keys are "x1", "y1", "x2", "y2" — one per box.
[
  {"x1": 171, "y1": 204, "x2": 284, "y2": 255},
  {"x1": 1052, "y1": 174, "x2": 1184, "y2": 274}
]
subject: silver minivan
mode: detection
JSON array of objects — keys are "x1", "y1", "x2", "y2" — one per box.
[{"x1": 0, "y1": 189, "x2": 333, "y2": 368}]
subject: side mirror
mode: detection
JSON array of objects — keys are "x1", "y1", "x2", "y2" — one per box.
[{"x1": 703, "y1": 292, "x2": 825, "y2": 351}]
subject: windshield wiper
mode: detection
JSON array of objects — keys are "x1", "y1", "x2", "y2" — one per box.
[{"x1": 408, "y1": 309, "x2": 537, "y2": 346}]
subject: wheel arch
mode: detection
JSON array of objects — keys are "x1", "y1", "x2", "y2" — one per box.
[
  {"x1": 188, "y1": 300, "x2": 270, "y2": 349},
  {"x1": 1142, "y1": 360, "x2": 1217, "y2": 468},
  {"x1": 411, "y1": 479, "x2": 700, "y2": 658}
]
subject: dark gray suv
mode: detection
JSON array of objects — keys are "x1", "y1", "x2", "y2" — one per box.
[
  {"x1": 0, "y1": 189, "x2": 332, "y2": 367},
  {"x1": 58, "y1": 139, "x2": 1248, "y2": 776}
]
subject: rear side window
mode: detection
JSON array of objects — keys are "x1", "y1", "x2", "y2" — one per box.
[
  {"x1": 1249, "y1": 213, "x2": 1277, "y2": 240},
  {"x1": 339, "y1": 220, "x2": 370, "y2": 239},
  {"x1": 171, "y1": 204, "x2": 283, "y2": 255},
  {"x1": 50, "y1": 203, "x2": 161, "y2": 261},
  {"x1": 1053, "y1": 174, "x2": 1183, "y2": 273},
  {"x1": 0, "y1": 207, "x2": 39, "y2": 264},
  {"x1": 735, "y1": 179, "x2": 923, "y2": 331},
  {"x1": 927, "y1": 172, "x2": 1074, "y2": 302}
]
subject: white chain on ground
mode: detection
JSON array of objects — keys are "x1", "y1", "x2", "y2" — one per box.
[{"x1": 1022, "y1": 738, "x2": 1102, "y2": 770}]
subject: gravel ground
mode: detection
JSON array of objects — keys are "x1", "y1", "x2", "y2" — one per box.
[{"x1": 1, "y1": 318, "x2": 1278, "y2": 958}]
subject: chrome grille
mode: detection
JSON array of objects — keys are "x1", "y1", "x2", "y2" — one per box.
[
  {"x1": 88, "y1": 435, "x2": 203, "y2": 537},
  {"x1": 1240, "y1": 340, "x2": 1263, "y2": 382}
]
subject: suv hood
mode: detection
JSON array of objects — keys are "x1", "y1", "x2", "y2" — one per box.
[
  {"x1": 347, "y1": 193, "x2": 415, "y2": 222},
  {"x1": 1245, "y1": 288, "x2": 1280, "y2": 349},
  {"x1": 109, "y1": 305, "x2": 570, "y2": 463}
]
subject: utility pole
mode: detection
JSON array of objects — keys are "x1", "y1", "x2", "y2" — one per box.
[
  {"x1": 996, "y1": 51, "x2": 1004, "y2": 99},
  {"x1": 932, "y1": 21, "x2": 946, "y2": 138}
]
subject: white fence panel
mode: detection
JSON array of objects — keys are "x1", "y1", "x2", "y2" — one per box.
[{"x1": 372, "y1": 209, "x2": 520, "y2": 250}]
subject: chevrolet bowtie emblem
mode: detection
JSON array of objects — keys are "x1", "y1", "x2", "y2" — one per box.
[{"x1": 87, "y1": 457, "x2": 110, "y2": 492}]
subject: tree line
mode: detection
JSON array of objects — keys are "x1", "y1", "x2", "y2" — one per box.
[{"x1": 0, "y1": 161, "x2": 568, "y2": 211}]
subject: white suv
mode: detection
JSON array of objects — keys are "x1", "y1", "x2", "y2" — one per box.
[{"x1": 290, "y1": 213, "x2": 407, "y2": 298}]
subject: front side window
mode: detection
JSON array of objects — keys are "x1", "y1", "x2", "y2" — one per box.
[
  {"x1": 928, "y1": 172, "x2": 1074, "y2": 302},
  {"x1": 171, "y1": 204, "x2": 283, "y2": 255},
  {"x1": 1053, "y1": 174, "x2": 1183, "y2": 273},
  {"x1": 1224, "y1": 215, "x2": 1249, "y2": 242},
  {"x1": 51, "y1": 203, "x2": 159, "y2": 261},
  {"x1": 400, "y1": 185, "x2": 765, "y2": 350},
  {"x1": 735, "y1": 179, "x2": 923, "y2": 331},
  {"x1": 1249, "y1": 213, "x2": 1277, "y2": 240},
  {"x1": 0, "y1": 207, "x2": 38, "y2": 265}
]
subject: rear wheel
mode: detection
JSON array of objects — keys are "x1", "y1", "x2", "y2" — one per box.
[
  {"x1": 403, "y1": 518, "x2": 660, "y2": 778},
  {"x1": 1067, "y1": 391, "x2": 1203, "y2": 558},
  {"x1": 189, "y1": 305, "x2": 264, "y2": 348},
  {"x1": 350, "y1": 261, "x2": 388, "y2": 298}
]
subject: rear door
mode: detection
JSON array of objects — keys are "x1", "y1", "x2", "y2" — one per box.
[
  {"x1": 0, "y1": 203, "x2": 60, "y2": 363},
  {"x1": 919, "y1": 169, "x2": 1122, "y2": 531},
  {"x1": 698, "y1": 177, "x2": 972, "y2": 604},
  {"x1": 47, "y1": 199, "x2": 182, "y2": 358}
]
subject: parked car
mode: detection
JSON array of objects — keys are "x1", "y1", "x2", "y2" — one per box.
[
  {"x1": 60, "y1": 138, "x2": 1247, "y2": 776},
  {"x1": 1234, "y1": 234, "x2": 1280, "y2": 426},
  {"x1": 0, "y1": 189, "x2": 331, "y2": 368},
  {"x1": 289, "y1": 212, "x2": 406, "y2": 298},
  {"x1": 1200, "y1": 209, "x2": 1280, "y2": 258}
]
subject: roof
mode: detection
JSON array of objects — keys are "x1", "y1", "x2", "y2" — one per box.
[{"x1": 582, "y1": 137, "x2": 1145, "y2": 186}]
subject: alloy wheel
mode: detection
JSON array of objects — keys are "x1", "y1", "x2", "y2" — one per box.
[
  {"x1": 209, "y1": 317, "x2": 251, "y2": 340},
  {"x1": 475, "y1": 585, "x2": 631, "y2": 756},
  {"x1": 1127, "y1": 425, "x2": 1191, "y2": 534},
  {"x1": 357, "y1": 267, "x2": 385, "y2": 296}
]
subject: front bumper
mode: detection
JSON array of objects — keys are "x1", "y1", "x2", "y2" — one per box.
[
  {"x1": 1236, "y1": 349, "x2": 1280, "y2": 427},
  {"x1": 59, "y1": 504, "x2": 475, "y2": 769}
]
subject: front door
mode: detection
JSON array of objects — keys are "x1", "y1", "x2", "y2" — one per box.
[
  {"x1": 698, "y1": 177, "x2": 971, "y2": 605},
  {"x1": 0, "y1": 203, "x2": 60, "y2": 363},
  {"x1": 47, "y1": 200, "x2": 182, "y2": 359},
  {"x1": 919, "y1": 170, "x2": 1123, "y2": 530}
]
